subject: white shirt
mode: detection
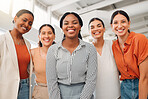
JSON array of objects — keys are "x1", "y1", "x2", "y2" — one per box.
[{"x1": 96, "y1": 40, "x2": 120, "y2": 99}]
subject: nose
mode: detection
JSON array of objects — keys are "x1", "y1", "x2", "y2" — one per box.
[
  {"x1": 45, "y1": 33, "x2": 49, "y2": 38},
  {"x1": 68, "y1": 23, "x2": 74, "y2": 28},
  {"x1": 24, "y1": 21, "x2": 30, "y2": 28},
  {"x1": 118, "y1": 22, "x2": 122, "y2": 28},
  {"x1": 92, "y1": 26, "x2": 99, "y2": 31}
]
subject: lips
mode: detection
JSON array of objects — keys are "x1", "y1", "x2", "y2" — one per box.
[
  {"x1": 22, "y1": 26, "x2": 28, "y2": 31},
  {"x1": 117, "y1": 29, "x2": 124, "y2": 33},
  {"x1": 93, "y1": 31, "x2": 101, "y2": 35},
  {"x1": 67, "y1": 29, "x2": 75, "y2": 33},
  {"x1": 44, "y1": 39, "x2": 50, "y2": 42}
]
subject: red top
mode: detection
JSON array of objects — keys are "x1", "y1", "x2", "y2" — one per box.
[
  {"x1": 15, "y1": 44, "x2": 30, "y2": 79},
  {"x1": 112, "y1": 32, "x2": 148, "y2": 80}
]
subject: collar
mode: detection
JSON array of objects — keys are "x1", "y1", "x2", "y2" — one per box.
[
  {"x1": 124, "y1": 31, "x2": 135, "y2": 45},
  {"x1": 57, "y1": 38, "x2": 86, "y2": 50},
  {"x1": 114, "y1": 31, "x2": 135, "y2": 46}
]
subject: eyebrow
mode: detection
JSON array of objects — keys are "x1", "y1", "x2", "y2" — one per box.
[
  {"x1": 64, "y1": 19, "x2": 78, "y2": 22},
  {"x1": 97, "y1": 23, "x2": 101, "y2": 25},
  {"x1": 23, "y1": 18, "x2": 28, "y2": 20}
]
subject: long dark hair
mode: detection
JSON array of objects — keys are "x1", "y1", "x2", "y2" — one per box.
[
  {"x1": 60, "y1": 12, "x2": 83, "y2": 39},
  {"x1": 13, "y1": 9, "x2": 34, "y2": 23},
  {"x1": 38, "y1": 24, "x2": 55, "y2": 47}
]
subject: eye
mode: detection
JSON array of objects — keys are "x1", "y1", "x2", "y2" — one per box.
[
  {"x1": 90, "y1": 26, "x2": 94, "y2": 29},
  {"x1": 113, "y1": 21, "x2": 118, "y2": 24},
  {"x1": 63, "y1": 22, "x2": 68, "y2": 25},
  {"x1": 23, "y1": 19, "x2": 27, "y2": 22},
  {"x1": 48, "y1": 31, "x2": 53, "y2": 35},
  {"x1": 41, "y1": 31, "x2": 45, "y2": 35},
  {"x1": 29, "y1": 21, "x2": 32, "y2": 26},
  {"x1": 121, "y1": 20, "x2": 126, "y2": 23},
  {"x1": 73, "y1": 21, "x2": 78, "y2": 24},
  {"x1": 97, "y1": 24, "x2": 101, "y2": 27}
]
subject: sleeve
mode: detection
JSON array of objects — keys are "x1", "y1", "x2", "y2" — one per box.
[
  {"x1": 136, "y1": 34, "x2": 148, "y2": 65},
  {"x1": 0, "y1": 35, "x2": 5, "y2": 68},
  {"x1": 46, "y1": 45, "x2": 61, "y2": 99},
  {"x1": 80, "y1": 45, "x2": 98, "y2": 99}
]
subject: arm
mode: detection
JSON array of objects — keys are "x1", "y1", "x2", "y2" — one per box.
[
  {"x1": 80, "y1": 45, "x2": 98, "y2": 99},
  {"x1": 46, "y1": 46, "x2": 61, "y2": 99},
  {"x1": 139, "y1": 57, "x2": 148, "y2": 99},
  {"x1": 30, "y1": 48, "x2": 35, "y2": 72},
  {"x1": 136, "y1": 34, "x2": 148, "y2": 99}
]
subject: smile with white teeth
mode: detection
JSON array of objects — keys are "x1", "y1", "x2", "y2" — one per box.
[
  {"x1": 68, "y1": 29, "x2": 75, "y2": 32},
  {"x1": 117, "y1": 29, "x2": 124, "y2": 33},
  {"x1": 44, "y1": 39, "x2": 49, "y2": 42},
  {"x1": 22, "y1": 27, "x2": 27, "y2": 30},
  {"x1": 94, "y1": 32, "x2": 101, "y2": 35},
  {"x1": 67, "y1": 29, "x2": 75, "y2": 34}
]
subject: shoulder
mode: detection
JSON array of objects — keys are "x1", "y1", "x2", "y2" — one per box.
[
  {"x1": 0, "y1": 34, "x2": 6, "y2": 45},
  {"x1": 47, "y1": 43, "x2": 59, "y2": 53},
  {"x1": 31, "y1": 47, "x2": 39, "y2": 56},
  {"x1": 82, "y1": 40, "x2": 95, "y2": 49},
  {"x1": 105, "y1": 39, "x2": 113, "y2": 45},
  {"x1": 104, "y1": 40, "x2": 113, "y2": 48},
  {"x1": 112, "y1": 39, "x2": 118, "y2": 47},
  {"x1": 131, "y1": 32, "x2": 147, "y2": 44},
  {"x1": 50, "y1": 43, "x2": 58, "y2": 49},
  {"x1": 133, "y1": 32, "x2": 147, "y2": 40},
  {"x1": 82, "y1": 41, "x2": 97, "y2": 54}
]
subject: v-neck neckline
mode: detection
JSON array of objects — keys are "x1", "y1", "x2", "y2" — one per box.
[{"x1": 97, "y1": 40, "x2": 105, "y2": 57}]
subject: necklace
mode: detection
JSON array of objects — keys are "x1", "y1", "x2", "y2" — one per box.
[{"x1": 15, "y1": 38, "x2": 24, "y2": 45}]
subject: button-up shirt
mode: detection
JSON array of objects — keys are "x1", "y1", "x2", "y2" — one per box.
[
  {"x1": 46, "y1": 39, "x2": 97, "y2": 99},
  {"x1": 112, "y1": 32, "x2": 148, "y2": 80}
]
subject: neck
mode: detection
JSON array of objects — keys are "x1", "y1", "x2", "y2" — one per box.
[
  {"x1": 93, "y1": 37, "x2": 104, "y2": 48},
  {"x1": 118, "y1": 32, "x2": 129, "y2": 47},
  {"x1": 63, "y1": 37, "x2": 79, "y2": 48},
  {"x1": 40, "y1": 45, "x2": 49, "y2": 54},
  {"x1": 10, "y1": 29, "x2": 23, "y2": 40}
]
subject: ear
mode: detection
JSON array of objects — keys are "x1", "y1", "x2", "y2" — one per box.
[
  {"x1": 14, "y1": 16, "x2": 18, "y2": 23},
  {"x1": 111, "y1": 24, "x2": 113, "y2": 29},
  {"x1": 38, "y1": 35, "x2": 41, "y2": 41},
  {"x1": 53, "y1": 35, "x2": 55, "y2": 40},
  {"x1": 128, "y1": 21, "x2": 131, "y2": 28},
  {"x1": 103, "y1": 28, "x2": 106, "y2": 32}
]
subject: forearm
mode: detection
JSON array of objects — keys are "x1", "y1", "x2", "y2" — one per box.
[
  {"x1": 139, "y1": 57, "x2": 148, "y2": 99},
  {"x1": 80, "y1": 79, "x2": 96, "y2": 99},
  {"x1": 139, "y1": 77, "x2": 148, "y2": 99}
]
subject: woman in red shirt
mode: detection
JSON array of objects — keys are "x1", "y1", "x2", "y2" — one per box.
[{"x1": 111, "y1": 10, "x2": 148, "y2": 99}]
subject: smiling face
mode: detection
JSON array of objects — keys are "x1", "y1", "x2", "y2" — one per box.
[
  {"x1": 39, "y1": 26, "x2": 55, "y2": 47},
  {"x1": 62, "y1": 14, "x2": 81, "y2": 39},
  {"x1": 111, "y1": 14, "x2": 130, "y2": 37},
  {"x1": 89, "y1": 19, "x2": 105, "y2": 39},
  {"x1": 14, "y1": 13, "x2": 33, "y2": 34}
]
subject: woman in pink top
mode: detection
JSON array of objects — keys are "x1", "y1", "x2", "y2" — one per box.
[{"x1": 31, "y1": 24, "x2": 55, "y2": 99}]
